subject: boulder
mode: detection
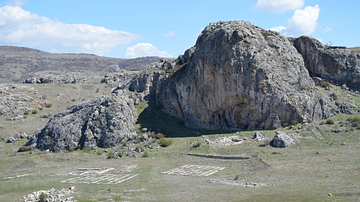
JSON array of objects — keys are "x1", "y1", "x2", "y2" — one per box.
[
  {"x1": 7, "y1": 136, "x2": 17, "y2": 143},
  {"x1": 24, "y1": 90, "x2": 137, "y2": 152},
  {"x1": 20, "y1": 132, "x2": 28, "y2": 139},
  {"x1": 154, "y1": 21, "x2": 336, "y2": 130},
  {"x1": 335, "y1": 102, "x2": 358, "y2": 114},
  {"x1": 271, "y1": 131, "x2": 296, "y2": 148},
  {"x1": 253, "y1": 132, "x2": 263, "y2": 140}
]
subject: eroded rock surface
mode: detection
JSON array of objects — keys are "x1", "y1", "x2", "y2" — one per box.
[
  {"x1": 291, "y1": 36, "x2": 360, "y2": 90},
  {"x1": 25, "y1": 90, "x2": 137, "y2": 152},
  {"x1": 154, "y1": 21, "x2": 336, "y2": 130}
]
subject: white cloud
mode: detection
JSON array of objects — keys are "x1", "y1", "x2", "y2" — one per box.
[
  {"x1": 6, "y1": 0, "x2": 25, "y2": 6},
  {"x1": 162, "y1": 31, "x2": 176, "y2": 37},
  {"x1": 285, "y1": 5, "x2": 320, "y2": 36},
  {"x1": 123, "y1": 43, "x2": 173, "y2": 58},
  {"x1": 323, "y1": 26, "x2": 333, "y2": 32},
  {"x1": 271, "y1": 5, "x2": 320, "y2": 37},
  {"x1": 0, "y1": 6, "x2": 140, "y2": 55},
  {"x1": 270, "y1": 26, "x2": 287, "y2": 33},
  {"x1": 254, "y1": 0, "x2": 304, "y2": 13}
]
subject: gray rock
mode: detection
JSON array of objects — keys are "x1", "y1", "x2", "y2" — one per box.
[
  {"x1": 155, "y1": 21, "x2": 336, "y2": 130},
  {"x1": 20, "y1": 132, "x2": 27, "y2": 139},
  {"x1": 24, "y1": 90, "x2": 137, "y2": 152},
  {"x1": 334, "y1": 129, "x2": 342, "y2": 133},
  {"x1": 291, "y1": 36, "x2": 360, "y2": 91},
  {"x1": 271, "y1": 131, "x2": 296, "y2": 148},
  {"x1": 253, "y1": 132, "x2": 263, "y2": 140},
  {"x1": 7, "y1": 136, "x2": 17, "y2": 143},
  {"x1": 335, "y1": 102, "x2": 358, "y2": 114}
]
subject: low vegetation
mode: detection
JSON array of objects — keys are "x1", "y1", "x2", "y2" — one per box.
[
  {"x1": 17, "y1": 146, "x2": 32, "y2": 152},
  {"x1": 326, "y1": 119, "x2": 334, "y2": 124},
  {"x1": 320, "y1": 81, "x2": 330, "y2": 88},
  {"x1": 158, "y1": 138, "x2": 172, "y2": 147}
]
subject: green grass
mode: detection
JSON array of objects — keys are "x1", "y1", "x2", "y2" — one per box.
[{"x1": 1, "y1": 81, "x2": 360, "y2": 201}]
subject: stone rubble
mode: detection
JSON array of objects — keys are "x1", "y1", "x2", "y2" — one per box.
[
  {"x1": 22, "y1": 186, "x2": 75, "y2": 202},
  {"x1": 161, "y1": 165, "x2": 226, "y2": 177},
  {"x1": 208, "y1": 178, "x2": 265, "y2": 187}
]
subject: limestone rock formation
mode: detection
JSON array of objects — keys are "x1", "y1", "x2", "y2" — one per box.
[
  {"x1": 291, "y1": 36, "x2": 360, "y2": 90},
  {"x1": 25, "y1": 90, "x2": 137, "y2": 152},
  {"x1": 271, "y1": 131, "x2": 296, "y2": 148},
  {"x1": 154, "y1": 21, "x2": 336, "y2": 130}
]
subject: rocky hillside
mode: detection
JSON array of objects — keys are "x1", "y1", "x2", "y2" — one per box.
[
  {"x1": 23, "y1": 20, "x2": 360, "y2": 151},
  {"x1": 0, "y1": 46, "x2": 160, "y2": 82},
  {"x1": 291, "y1": 36, "x2": 360, "y2": 90},
  {"x1": 152, "y1": 21, "x2": 336, "y2": 130}
]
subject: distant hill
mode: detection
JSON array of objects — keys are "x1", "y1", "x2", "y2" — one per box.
[
  {"x1": 349, "y1": 47, "x2": 360, "y2": 54},
  {"x1": 0, "y1": 46, "x2": 161, "y2": 82}
]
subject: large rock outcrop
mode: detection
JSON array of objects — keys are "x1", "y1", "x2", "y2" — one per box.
[
  {"x1": 291, "y1": 36, "x2": 360, "y2": 90},
  {"x1": 154, "y1": 21, "x2": 336, "y2": 130},
  {"x1": 25, "y1": 90, "x2": 137, "y2": 152}
]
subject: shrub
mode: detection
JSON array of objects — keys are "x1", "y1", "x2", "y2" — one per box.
[
  {"x1": 31, "y1": 110, "x2": 38, "y2": 114},
  {"x1": 96, "y1": 150, "x2": 103, "y2": 155},
  {"x1": 39, "y1": 192, "x2": 47, "y2": 202},
  {"x1": 320, "y1": 121, "x2": 325, "y2": 125},
  {"x1": 24, "y1": 111, "x2": 29, "y2": 115},
  {"x1": 67, "y1": 146, "x2": 79, "y2": 152},
  {"x1": 282, "y1": 123, "x2": 289, "y2": 127},
  {"x1": 290, "y1": 120, "x2": 298, "y2": 126},
  {"x1": 326, "y1": 119, "x2": 334, "y2": 124},
  {"x1": 155, "y1": 133, "x2": 165, "y2": 139},
  {"x1": 321, "y1": 81, "x2": 330, "y2": 88},
  {"x1": 331, "y1": 93, "x2": 338, "y2": 100},
  {"x1": 234, "y1": 174, "x2": 239, "y2": 181},
  {"x1": 107, "y1": 151, "x2": 115, "y2": 159},
  {"x1": 350, "y1": 117, "x2": 360, "y2": 128},
  {"x1": 353, "y1": 117, "x2": 360, "y2": 123},
  {"x1": 159, "y1": 138, "x2": 172, "y2": 147},
  {"x1": 82, "y1": 147, "x2": 91, "y2": 153},
  {"x1": 142, "y1": 151, "x2": 149, "y2": 157},
  {"x1": 122, "y1": 142, "x2": 128, "y2": 147},
  {"x1": 192, "y1": 142, "x2": 201, "y2": 148},
  {"x1": 46, "y1": 103, "x2": 53, "y2": 108},
  {"x1": 18, "y1": 146, "x2": 32, "y2": 152}
]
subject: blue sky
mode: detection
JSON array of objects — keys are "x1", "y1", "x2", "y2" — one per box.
[{"x1": 0, "y1": 0, "x2": 359, "y2": 58}]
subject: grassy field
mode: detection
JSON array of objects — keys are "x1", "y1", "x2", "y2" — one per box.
[
  {"x1": 1, "y1": 115, "x2": 360, "y2": 201},
  {"x1": 1, "y1": 82, "x2": 360, "y2": 201},
  {"x1": 349, "y1": 47, "x2": 360, "y2": 54}
]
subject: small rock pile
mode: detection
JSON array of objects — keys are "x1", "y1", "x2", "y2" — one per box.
[
  {"x1": 208, "y1": 178, "x2": 264, "y2": 187},
  {"x1": 22, "y1": 186, "x2": 75, "y2": 202},
  {"x1": 204, "y1": 135, "x2": 243, "y2": 147}
]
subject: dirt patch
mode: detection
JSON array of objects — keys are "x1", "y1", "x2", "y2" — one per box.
[{"x1": 245, "y1": 157, "x2": 271, "y2": 172}]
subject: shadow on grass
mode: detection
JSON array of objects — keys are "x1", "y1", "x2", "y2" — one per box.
[{"x1": 136, "y1": 102, "x2": 234, "y2": 138}]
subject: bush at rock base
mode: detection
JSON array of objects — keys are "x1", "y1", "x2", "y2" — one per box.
[
  {"x1": 18, "y1": 146, "x2": 32, "y2": 152},
  {"x1": 159, "y1": 138, "x2": 172, "y2": 147}
]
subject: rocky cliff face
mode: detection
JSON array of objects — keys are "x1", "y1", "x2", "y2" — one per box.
[
  {"x1": 25, "y1": 90, "x2": 137, "y2": 152},
  {"x1": 154, "y1": 21, "x2": 336, "y2": 130},
  {"x1": 291, "y1": 36, "x2": 360, "y2": 90}
]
